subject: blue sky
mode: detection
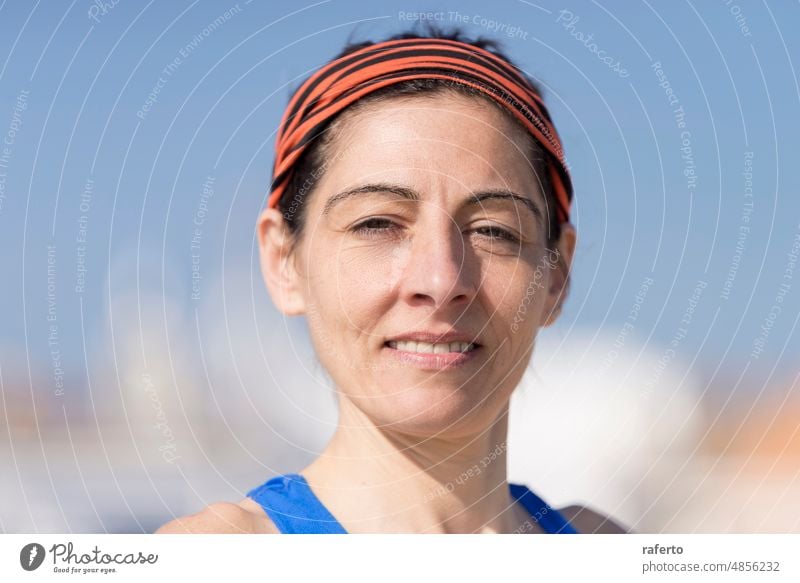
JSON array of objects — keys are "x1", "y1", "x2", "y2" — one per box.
[{"x1": 0, "y1": 0, "x2": 798, "y2": 402}]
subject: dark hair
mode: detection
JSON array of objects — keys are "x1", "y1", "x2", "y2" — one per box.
[{"x1": 277, "y1": 26, "x2": 562, "y2": 250}]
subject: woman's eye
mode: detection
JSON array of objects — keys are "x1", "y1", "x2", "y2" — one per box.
[
  {"x1": 351, "y1": 217, "x2": 398, "y2": 237},
  {"x1": 350, "y1": 220, "x2": 519, "y2": 243},
  {"x1": 473, "y1": 225, "x2": 519, "y2": 243}
]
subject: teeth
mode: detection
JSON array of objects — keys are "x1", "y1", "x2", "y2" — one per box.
[{"x1": 388, "y1": 340, "x2": 476, "y2": 353}]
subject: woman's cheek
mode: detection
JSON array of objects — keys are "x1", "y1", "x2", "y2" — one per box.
[
  {"x1": 487, "y1": 263, "x2": 543, "y2": 335},
  {"x1": 335, "y1": 242, "x2": 410, "y2": 299}
]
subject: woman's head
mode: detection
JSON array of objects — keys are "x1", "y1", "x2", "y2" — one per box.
[{"x1": 258, "y1": 30, "x2": 576, "y2": 438}]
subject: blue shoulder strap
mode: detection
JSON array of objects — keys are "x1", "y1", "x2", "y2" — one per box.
[
  {"x1": 247, "y1": 473, "x2": 578, "y2": 534},
  {"x1": 246, "y1": 473, "x2": 347, "y2": 534},
  {"x1": 508, "y1": 482, "x2": 579, "y2": 534}
]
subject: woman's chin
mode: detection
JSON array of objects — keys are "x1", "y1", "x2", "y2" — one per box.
[{"x1": 368, "y1": 388, "x2": 504, "y2": 438}]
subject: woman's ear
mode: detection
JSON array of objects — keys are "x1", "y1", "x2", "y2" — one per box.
[
  {"x1": 256, "y1": 207, "x2": 307, "y2": 316},
  {"x1": 540, "y1": 222, "x2": 577, "y2": 328}
]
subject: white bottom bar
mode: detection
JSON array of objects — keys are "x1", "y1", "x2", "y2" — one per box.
[{"x1": 1, "y1": 534, "x2": 798, "y2": 582}]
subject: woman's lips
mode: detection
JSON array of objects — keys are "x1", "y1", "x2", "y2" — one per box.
[{"x1": 382, "y1": 340, "x2": 481, "y2": 370}]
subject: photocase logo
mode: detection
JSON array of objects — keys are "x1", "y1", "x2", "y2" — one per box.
[{"x1": 20, "y1": 543, "x2": 46, "y2": 571}]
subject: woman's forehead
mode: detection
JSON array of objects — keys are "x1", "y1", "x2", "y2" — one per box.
[
  {"x1": 333, "y1": 93, "x2": 530, "y2": 146},
  {"x1": 319, "y1": 94, "x2": 538, "y2": 192}
]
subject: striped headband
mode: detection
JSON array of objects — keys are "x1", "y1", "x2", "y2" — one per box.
[{"x1": 268, "y1": 37, "x2": 573, "y2": 224}]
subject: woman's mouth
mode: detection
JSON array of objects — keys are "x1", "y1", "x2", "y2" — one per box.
[
  {"x1": 382, "y1": 340, "x2": 481, "y2": 370},
  {"x1": 386, "y1": 340, "x2": 478, "y2": 353}
]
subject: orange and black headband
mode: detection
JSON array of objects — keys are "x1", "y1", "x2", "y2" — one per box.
[{"x1": 267, "y1": 37, "x2": 573, "y2": 224}]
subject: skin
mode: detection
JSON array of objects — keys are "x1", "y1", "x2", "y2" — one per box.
[{"x1": 157, "y1": 92, "x2": 626, "y2": 534}]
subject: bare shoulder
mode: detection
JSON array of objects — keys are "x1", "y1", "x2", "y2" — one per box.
[
  {"x1": 154, "y1": 499, "x2": 278, "y2": 534},
  {"x1": 557, "y1": 504, "x2": 630, "y2": 534}
]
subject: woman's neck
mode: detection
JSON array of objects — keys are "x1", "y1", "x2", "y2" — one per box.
[{"x1": 300, "y1": 398, "x2": 532, "y2": 533}]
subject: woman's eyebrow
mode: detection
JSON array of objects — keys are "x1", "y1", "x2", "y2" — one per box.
[
  {"x1": 466, "y1": 190, "x2": 544, "y2": 223},
  {"x1": 322, "y1": 182, "x2": 420, "y2": 215},
  {"x1": 322, "y1": 183, "x2": 542, "y2": 223}
]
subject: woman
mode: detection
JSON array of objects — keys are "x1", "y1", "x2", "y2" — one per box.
[{"x1": 158, "y1": 29, "x2": 626, "y2": 534}]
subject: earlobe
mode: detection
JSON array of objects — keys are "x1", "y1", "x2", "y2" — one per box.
[{"x1": 256, "y1": 207, "x2": 306, "y2": 316}]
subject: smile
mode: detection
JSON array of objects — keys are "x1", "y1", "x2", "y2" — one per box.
[
  {"x1": 382, "y1": 339, "x2": 482, "y2": 370},
  {"x1": 385, "y1": 340, "x2": 478, "y2": 354}
]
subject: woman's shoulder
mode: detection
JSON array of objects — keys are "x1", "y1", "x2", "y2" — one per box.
[
  {"x1": 154, "y1": 498, "x2": 278, "y2": 534},
  {"x1": 152, "y1": 498, "x2": 626, "y2": 534},
  {"x1": 557, "y1": 504, "x2": 630, "y2": 533}
]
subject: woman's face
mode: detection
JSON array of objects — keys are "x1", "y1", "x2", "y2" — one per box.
[{"x1": 259, "y1": 92, "x2": 575, "y2": 438}]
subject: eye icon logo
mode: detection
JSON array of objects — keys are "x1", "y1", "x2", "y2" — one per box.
[{"x1": 20, "y1": 543, "x2": 46, "y2": 571}]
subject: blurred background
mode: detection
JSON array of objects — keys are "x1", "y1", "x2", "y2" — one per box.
[{"x1": 0, "y1": 0, "x2": 798, "y2": 533}]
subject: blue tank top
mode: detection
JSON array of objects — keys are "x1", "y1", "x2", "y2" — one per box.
[{"x1": 246, "y1": 473, "x2": 578, "y2": 534}]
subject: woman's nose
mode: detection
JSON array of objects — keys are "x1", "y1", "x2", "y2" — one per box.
[{"x1": 398, "y1": 215, "x2": 477, "y2": 310}]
